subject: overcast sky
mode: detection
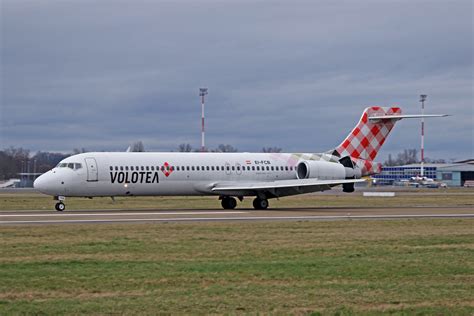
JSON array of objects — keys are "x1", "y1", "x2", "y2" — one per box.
[{"x1": 1, "y1": 0, "x2": 472, "y2": 161}]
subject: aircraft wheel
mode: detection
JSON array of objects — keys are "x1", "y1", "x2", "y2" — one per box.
[
  {"x1": 221, "y1": 197, "x2": 237, "y2": 210},
  {"x1": 55, "y1": 202, "x2": 65, "y2": 212},
  {"x1": 253, "y1": 198, "x2": 269, "y2": 210}
]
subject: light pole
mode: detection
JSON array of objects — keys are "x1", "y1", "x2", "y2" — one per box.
[
  {"x1": 419, "y1": 94, "x2": 427, "y2": 177},
  {"x1": 199, "y1": 88, "x2": 208, "y2": 152}
]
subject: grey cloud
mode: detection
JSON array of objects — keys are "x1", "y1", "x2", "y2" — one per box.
[{"x1": 1, "y1": 0, "x2": 472, "y2": 160}]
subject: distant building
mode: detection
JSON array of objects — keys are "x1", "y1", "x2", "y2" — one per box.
[
  {"x1": 18, "y1": 173, "x2": 43, "y2": 188},
  {"x1": 372, "y1": 163, "x2": 442, "y2": 185},
  {"x1": 373, "y1": 161, "x2": 474, "y2": 187},
  {"x1": 436, "y1": 162, "x2": 474, "y2": 187}
]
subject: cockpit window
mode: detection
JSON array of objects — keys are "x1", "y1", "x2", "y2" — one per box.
[{"x1": 56, "y1": 162, "x2": 82, "y2": 170}]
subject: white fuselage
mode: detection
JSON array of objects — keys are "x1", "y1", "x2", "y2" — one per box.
[{"x1": 34, "y1": 152, "x2": 348, "y2": 198}]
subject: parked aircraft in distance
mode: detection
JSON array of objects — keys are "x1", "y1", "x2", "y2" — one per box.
[{"x1": 34, "y1": 107, "x2": 447, "y2": 211}]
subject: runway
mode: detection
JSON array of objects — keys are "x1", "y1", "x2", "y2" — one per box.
[{"x1": 1, "y1": 206, "x2": 473, "y2": 225}]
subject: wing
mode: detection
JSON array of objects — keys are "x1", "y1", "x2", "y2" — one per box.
[{"x1": 211, "y1": 178, "x2": 366, "y2": 198}]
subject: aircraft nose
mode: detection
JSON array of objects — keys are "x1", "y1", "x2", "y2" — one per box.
[{"x1": 33, "y1": 174, "x2": 48, "y2": 192}]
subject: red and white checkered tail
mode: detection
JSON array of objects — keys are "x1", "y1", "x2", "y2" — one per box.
[{"x1": 334, "y1": 106, "x2": 402, "y2": 161}]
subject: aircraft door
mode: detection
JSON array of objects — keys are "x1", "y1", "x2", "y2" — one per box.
[
  {"x1": 85, "y1": 157, "x2": 98, "y2": 182},
  {"x1": 225, "y1": 162, "x2": 231, "y2": 175},
  {"x1": 236, "y1": 163, "x2": 242, "y2": 175}
]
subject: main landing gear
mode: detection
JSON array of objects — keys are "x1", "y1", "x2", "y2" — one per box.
[
  {"x1": 220, "y1": 196, "x2": 269, "y2": 210},
  {"x1": 221, "y1": 197, "x2": 237, "y2": 210},
  {"x1": 54, "y1": 196, "x2": 66, "y2": 211},
  {"x1": 253, "y1": 197, "x2": 269, "y2": 210}
]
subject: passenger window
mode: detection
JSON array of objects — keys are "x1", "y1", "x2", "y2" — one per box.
[
  {"x1": 120, "y1": 166, "x2": 124, "y2": 171},
  {"x1": 141, "y1": 166, "x2": 145, "y2": 171},
  {"x1": 125, "y1": 166, "x2": 129, "y2": 171},
  {"x1": 170, "y1": 166, "x2": 174, "y2": 171},
  {"x1": 226, "y1": 166, "x2": 230, "y2": 171},
  {"x1": 211, "y1": 166, "x2": 215, "y2": 171},
  {"x1": 271, "y1": 166, "x2": 274, "y2": 171},
  {"x1": 151, "y1": 166, "x2": 154, "y2": 171},
  {"x1": 192, "y1": 166, "x2": 195, "y2": 171},
  {"x1": 166, "y1": 165, "x2": 170, "y2": 171},
  {"x1": 187, "y1": 166, "x2": 190, "y2": 171},
  {"x1": 285, "y1": 166, "x2": 289, "y2": 171},
  {"x1": 232, "y1": 166, "x2": 235, "y2": 171},
  {"x1": 201, "y1": 166, "x2": 205, "y2": 170},
  {"x1": 131, "y1": 166, "x2": 134, "y2": 171},
  {"x1": 216, "y1": 166, "x2": 219, "y2": 171},
  {"x1": 290, "y1": 166, "x2": 293, "y2": 171},
  {"x1": 206, "y1": 166, "x2": 210, "y2": 171},
  {"x1": 146, "y1": 166, "x2": 149, "y2": 171},
  {"x1": 252, "y1": 166, "x2": 255, "y2": 171},
  {"x1": 115, "y1": 166, "x2": 119, "y2": 171},
  {"x1": 136, "y1": 166, "x2": 139, "y2": 171},
  {"x1": 109, "y1": 166, "x2": 113, "y2": 171},
  {"x1": 256, "y1": 166, "x2": 260, "y2": 171},
  {"x1": 197, "y1": 166, "x2": 200, "y2": 171},
  {"x1": 237, "y1": 166, "x2": 240, "y2": 171}
]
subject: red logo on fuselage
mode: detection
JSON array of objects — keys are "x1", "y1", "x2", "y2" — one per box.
[{"x1": 161, "y1": 162, "x2": 173, "y2": 177}]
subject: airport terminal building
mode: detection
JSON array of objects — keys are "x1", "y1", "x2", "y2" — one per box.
[
  {"x1": 372, "y1": 163, "x2": 441, "y2": 185},
  {"x1": 372, "y1": 160, "x2": 474, "y2": 186}
]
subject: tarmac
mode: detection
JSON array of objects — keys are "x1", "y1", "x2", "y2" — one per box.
[{"x1": 1, "y1": 206, "x2": 473, "y2": 225}]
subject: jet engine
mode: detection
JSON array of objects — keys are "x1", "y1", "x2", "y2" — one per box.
[
  {"x1": 296, "y1": 158, "x2": 362, "y2": 193},
  {"x1": 296, "y1": 160, "x2": 346, "y2": 180}
]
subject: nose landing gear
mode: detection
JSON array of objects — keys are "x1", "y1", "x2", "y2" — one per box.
[
  {"x1": 55, "y1": 202, "x2": 65, "y2": 211},
  {"x1": 54, "y1": 196, "x2": 66, "y2": 211}
]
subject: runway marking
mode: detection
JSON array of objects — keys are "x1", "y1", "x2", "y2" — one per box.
[
  {"x1": 0, "y1": 211, "x2": 247, "y2": 217},
  {"x1": 1, "y1": 214, "x2": 473, "y2": 224}
]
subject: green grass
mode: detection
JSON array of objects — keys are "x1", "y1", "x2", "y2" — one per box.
[
  {"x1": 1, "y1": 188, "x2": 473, "y2": 210},
  {"x1": 1, "y1": 219, "x2": 473, "y2": 314}
]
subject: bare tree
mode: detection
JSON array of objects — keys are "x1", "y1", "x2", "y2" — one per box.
[
  {"x1": 178, "y1": 143, "x2": 193, "y2": 152},
  {"x1": 425, "y1": 157, "x2": 446, "y2": 164},
  {"x1": 213, "y1": 144, "x2": 238, "y2": 152},
  {"x1": 384, "y1": 149, "x2": 419, "y2": 166},
  {"x1": 72, "y1": 148, "x2": 87, "y2": 154},
  {"x1": 130, "y1": 141, "x2": 145, "y2": 152},
  {"x1": 262, "y1": 147, "x2": 282, "y2": 153}
]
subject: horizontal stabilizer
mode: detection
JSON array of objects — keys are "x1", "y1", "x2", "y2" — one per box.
[{"x1": 368, "y1": 114, "x2": 449, "y2": 121}]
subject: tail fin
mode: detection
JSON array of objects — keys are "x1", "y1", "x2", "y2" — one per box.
[{"x1": 334, "y1": 106, "x2": 402, "y2": 160}]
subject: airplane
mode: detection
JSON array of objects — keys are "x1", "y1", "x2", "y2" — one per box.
[{"x1": 33, "y1": 106, "x2": 447, "y2": 211}]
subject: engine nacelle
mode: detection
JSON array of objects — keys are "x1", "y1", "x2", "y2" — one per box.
[
  {"x1": 344, "y1": 166, "x2": 362, "y2": 179},
  {"x1": 296, "y1": 160, "x2": 346, "y2": 180}
]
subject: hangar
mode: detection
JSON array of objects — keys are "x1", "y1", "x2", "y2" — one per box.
[{"x1": 437, "y1": 161, "x2": 474, "y2": 187}]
